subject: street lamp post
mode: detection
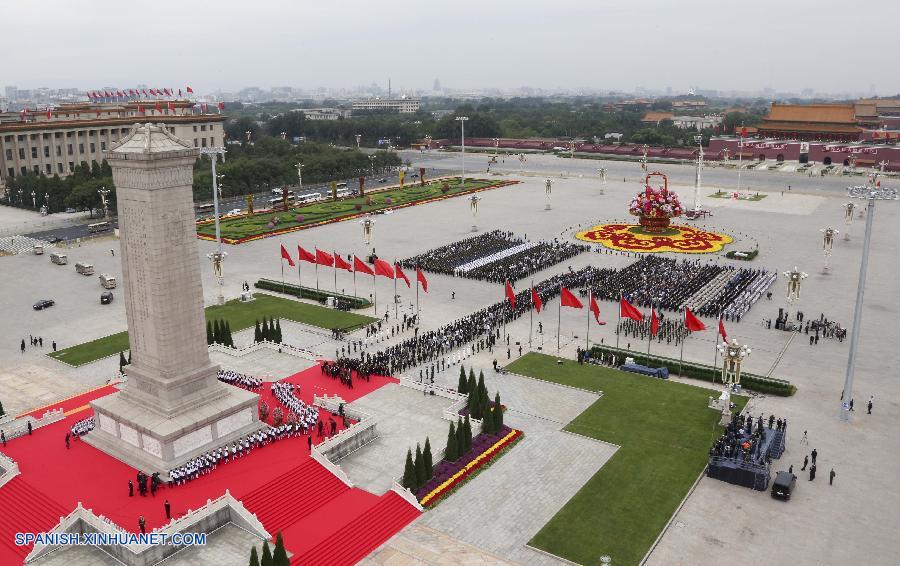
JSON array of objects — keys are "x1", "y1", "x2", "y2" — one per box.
[
  {"x1": 782, "y1": 266, "x2": 808, "y2": 322},
  {"x1": 31, "y1": 190, "x2": 36, "y2": 209},
  {"x1": 456, "y1": 116, "x2": 468, "y2": 187},
  {"x1": 717, "y1": 339, "x2": 751, "y2": 425},
  {"x1": 245, "y1": 130, "x2": 252, "y2": 143},
  {"x1": 820, "y1": 227, "x2": 838, "y2": 273},
  {"x1": 545, "y1": 178, "x2": 552, "y2": 210},
  {"x1": 468, "y1": 194, "x2": 481, "y2": 232},
  {"x1": 693, "y1": 135, "x2": 704, "y2": 213},
  {"x1": 295, "y1": 162, "x2": 304, "y2": 189},
  {"x1": 368, "y1": 155, "x2": 376, "y2": 176},
  {"x1": 97, "y1": 186, "x2": 110, "y2": 219},
  {"x1": 200, "y1": 146, "x2": 228, "y2": 305},
  {"x1": 280, "y1": 131, "x2": 287, "y2": 141},
  {"x1": 355, "y1": 134, "x2": 361, "y2": 150},
  {"x1": 840, "y1": 185, "x2": 898, "y2": 421},
  {"x1": 843, "y1": 202, "x2": 855, "y2": 241}
]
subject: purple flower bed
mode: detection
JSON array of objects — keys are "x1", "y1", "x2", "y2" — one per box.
[{"x1": 414, "y1": 425, "x2": 514, "y2": 500}]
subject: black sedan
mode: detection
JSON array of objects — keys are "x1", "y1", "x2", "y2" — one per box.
[
  {"x1": 47, "y1": 236, "x2": 63, "y2": 244},
  {"x1": 33, "y1": 299, "x2": 55, "y2": 310}
]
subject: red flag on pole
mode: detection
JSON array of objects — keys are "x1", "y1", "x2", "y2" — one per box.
[
  {"x1": 280, "y1": 244, "x2": 295, "y2": 267},
  {"x1": 684, "y1": 308, "x2": 707, "y2": 331},
  {"x1": 298, "y1": 245, "x2": 316, "y2": 264},
  {"x1": 590, "y1": 294, "x2": 604, "y2": 324},
  {"x1": 154, "y1": 102, "x2": 162, "y2": 112},
  {"x1": 217, "y1": 102, "x2": 225, "y2": 113},
  {"x1": 620, "y1": 297, "x2": 643, "y2": 321},
  {"x1": 186, "y1": 86, "x2": 194, "y2": 93},
  {"x1": 560, "y1": 287, "x2": 583, "y2": 309},
  {"x1": 149, "y1": 89, "x2": 156, "y2": 96},
  {"x1": 353, "y1": 256, "x2": 374, "y2": 275},
  {"x1": 138, "y1": 105, "x2": 145, "y2": 114},
  {"x1": 96, "y1": 110, "x2": 101, "y2": 118},
  {"x1": 315, "y1": 248, "x2": 334, "y2": 267},
  {"x1": 505, "y1": 281, "x2": 516, "y2": 309},
  {"x1": 416, "y1": 268, "x2": 428, "y2": 292},
  {"x1": 46, "y1": 109, "x2": 52, "y2": 120},
  {"x1": 334, "y1": 253, "x2": 352, "y2": 271},
  {"x1": 167, "y1": 102, "x2": 175, "y2": 113},
  {"x1": 650, "y1": 306, "x2": 660, "y2": 336},
  {"x1": 718, "y1": 316, "x2": 728, "y2": 342},
  {"x1": 531, "y1": 287, "x2": 543, "y2": 313},
  {"x1": 374, "y1": 258, "x2": 394, "y2": 279},
  {"x1": 395, "y1": 264, "x2": 410, "y2": 287}
]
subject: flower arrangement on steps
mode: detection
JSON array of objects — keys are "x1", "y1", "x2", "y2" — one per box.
[{"x1": 629, "y1": 172, "x2": 683, "y2": 232}]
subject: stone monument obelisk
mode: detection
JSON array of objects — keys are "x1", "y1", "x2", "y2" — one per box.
[{"x1": 86, "y1": 123, "x2": 263, "y2": 475}]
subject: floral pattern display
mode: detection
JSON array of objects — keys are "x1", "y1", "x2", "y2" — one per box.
[
  {"x1": 575, "y1": 223, "x2": 733, "y2": 254},
  {"x1": 417, "y1": 427, "x2": 523, "y2": 508}
]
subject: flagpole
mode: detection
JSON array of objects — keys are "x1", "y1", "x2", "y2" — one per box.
[
  {"x1": 416, "y1": 270, "x2": 420, "y2": 315},
  {"x1": 647, "y1": 303, "x2": 653, "y2": 356},
  {"x1": 353, "y1": 267, "x2": 357, "y2": 298},
  {"x1": 394, "y1": 260, "x2": 398, "y2": 320},
  {"x1": 281, "y1": 259, "x2": 285, "y2": 294},
  {"x1": 315, "y1": 261, "x2": 319, "y2": 290},
  {"x1": 713, "y1": 309, "x2": 721, "y2": 369},
  {"x1": 372, "y1": 271, "x2": 377, "y2": 316},
  {"x1": 529, "y1": 280, "x2": 534, "y2": 349},
  {"x1": 586, "y1": 291, "x2": 591, "y2": 353},
  {"x1": 557, "y1": 286, "x2": 562, "y2": 351},
  {"x1": 616, "y1": 290, "x2": 622, "y2": 349},
  {"x1": 334, "y1": 261, "x2": 338, "y2": 293}
]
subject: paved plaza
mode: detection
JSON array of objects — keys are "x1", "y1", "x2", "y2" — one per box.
[{"x1": 2, "y1": 154, "x2": 899, "y2": 565}]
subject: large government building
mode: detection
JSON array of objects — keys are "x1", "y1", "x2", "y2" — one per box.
[{"x1": 0, "y1": 100, "x2": 225, "y2": 187}]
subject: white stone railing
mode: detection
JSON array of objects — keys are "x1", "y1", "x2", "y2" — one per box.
[
  {"x1": 0, "y1": 451, "x2": 20, "y2": 489},
  {"x1": 313, "y1": 394, "x2": 371, "y2": 422},
  {"x1": 310, "y1": 446, "x2": 354, "y2": 488},
  {"x1": 1, "y1": 409, "x2": 65, "y2": 442},
  {"x1": 390, "y1": 481, "x2": 425, "y2": 511},
  {"x1": 26, "y1": 490, "x2": 268, "y2": 564},
  {"x1": 208, "y1": 339, "x2": 319, "y2": 361}
]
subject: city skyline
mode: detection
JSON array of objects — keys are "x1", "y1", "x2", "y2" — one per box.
[{"x1": 5, "y1": 0, "x2": 899, "y2": 96}]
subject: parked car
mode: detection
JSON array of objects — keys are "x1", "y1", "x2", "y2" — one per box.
[
  {"x1": 771, "y1": 471, "x2": 796, "y2": 500},
  {"x1": 377, "y1": 178, "x2": 388, "y2": 183},
  {"x1": 47, "y1": 235, "x2": 63, "y2": 244},
  {"x1": 65, "y1": 208, "x2": 77, "y2": 213},
  {"x1": 33, "y1": 299, "x2": 55, "y2": 310},
  {"x1": 101, "y1": 291, "x2": 114, "y2": 305}
]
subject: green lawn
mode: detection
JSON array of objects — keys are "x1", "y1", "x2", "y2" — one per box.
[
  {"x1": 198, "y1": 178, "x2": 499, "y2": 241},
  {"x1": 506, "y1": 353, "x2": 746, "y2": 566},
  {"x1": 48, "y1": 293, "x2": 376, "y2": 367}
]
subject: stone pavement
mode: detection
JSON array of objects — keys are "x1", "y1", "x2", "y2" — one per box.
[{"x1": 362, "y1": 523, "x2": 515, "y2": 565}]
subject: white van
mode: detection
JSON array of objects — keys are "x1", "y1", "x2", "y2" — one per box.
[
  {"x1": 75, "y1": 262, "x2": 95, "y2": 276},
  {"x1": 99, "y1": 274, "x2": 117, "y2": 289},
  {"x1": 33, "y1": 244, "x2": 44, "y2": 255},
  {"x1": 50, "y1": 253, "x2": 68, "y2": 265}
]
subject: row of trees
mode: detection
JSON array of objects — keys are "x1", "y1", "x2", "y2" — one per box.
[
  {"x1": 1, "y1": 160, "x2": 114, "y2": 216},
  {"x1": 248, "y1": 532, "x2": 289, "y2": 566},
  {"x1": 402, "y1": 437, "x2": 435, "y2": 492},
  {"x1": 254, "y1": 317, "x2": 282, "y2": 343},
  {"x1": 207, "y1": 319, "x2": 235, "y2": 347}
]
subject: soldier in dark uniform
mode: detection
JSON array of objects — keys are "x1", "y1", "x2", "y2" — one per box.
[
  {"x1": 138, "y1": 516, "x2": 146, "y2": 534},
  {"x1": 128, "y1": 480, "x2": 134, "y2": 497},
  {"x1": 165, "y1": 500, "x2": 171, "y2": 520}
]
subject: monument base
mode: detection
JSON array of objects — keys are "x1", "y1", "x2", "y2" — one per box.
[{"x1": 85, "y1": 384, "x2": 265, "y2": 477}]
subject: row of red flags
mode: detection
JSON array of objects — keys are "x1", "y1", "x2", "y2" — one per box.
[
  {"x1": 20, "y1": 101, "x2": 224, "y2": 122},
  {"x1": 280, "y1": 244, "x2": 427, "y2": 291},
  {"x1": 87, "y1": 87, "x2": 194, "y2": 99},
  {"x1": 505, "y1": 281, "x2": 728, "y2": 339}
]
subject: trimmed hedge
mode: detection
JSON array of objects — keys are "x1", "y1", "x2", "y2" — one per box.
[
  {"x1": 255, "y1": 279, "x2": 372, "y2": 309},
  {"x1": 726, "y1": 249, "x2": 759, "y2": 261},
  {"x1": 589, "y1": 345, "x2": 795, "y2": 396}
]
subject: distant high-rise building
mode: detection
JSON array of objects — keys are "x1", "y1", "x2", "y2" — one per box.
[
  {"x1": 433, "y1": 78, "x2": 442, "y2": 93},
  {"x1": 5, "y1": 86, "x2": 19, "y2": 101}
]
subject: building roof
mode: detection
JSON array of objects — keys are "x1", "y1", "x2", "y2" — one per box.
[
  {"x1": 108, "y1": 123, "x2": 199, "y2": 160},
  {"x1": 757, "y1": 121, "x2": 862, "y2": 134},
  {"x1": 641, "y1": 111, "x2": 674, "y2": 123},
  {"x1": 0, "y1": 113, "x2": 224, "y2": 134},
  {"x1": 763, "y1": 103, "x2": 857, "y2": 125}
]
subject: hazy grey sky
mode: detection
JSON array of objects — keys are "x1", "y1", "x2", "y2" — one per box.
[{"x1": 7, "y1": 0, "x2": 900, "y2": 95}]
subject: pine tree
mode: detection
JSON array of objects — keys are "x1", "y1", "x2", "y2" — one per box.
[
  {"x1": 478, "y1": 371, "x2": 489, "y2": 419},
  {"x1": 493, "y1": 392, "x2": 504, "y2": 432},
  {"x1": 119, "y1": 351, "x2": 127, "y2": 370},
  {"x1": 423, "y1": 437, "x2": 433, "y2": 480},
  {"x1": 260, "y1": 540, "x2": 273, "y2": 566},
  {"x1": 213, "y1": 319, "x2": 221, "y2": 344},
  {"x1": 463, "y1": 415, "x2": 472, "y2": 452},
  {"x1": 224, "y1": 320, "x2": 234, "y2": 347},
  {"x1": 261, "y1": 318, "x2": 270, "y2": 342},
  {"x1": 249, "y1": 545, "x2": 260, "y2": 566},
  {"x1": 0, "y1": 400, "x2": 6, "y2": 417},
  {"x1": 414, "y1": 443, "x2": 425, "y2": 489},
  {"x1": 468, "y1": 368, "x2": 476, "y2": 391},
  {"x1": 254, "y1": 319, "x2": 262, "y2": 342},
  {"x1": 477, "y1": 371, "x2": 487, "y2": 402},
  {"x1": 207, "y1": 320, "x2": 213, "y2": 345},
  {"x1": 272, "y1": 532, "x2": 289, "y2": 566},
  {"x1": 402, "y1": 448, "x2": 416, "y2": 490},
  {"x1": 482, "y1": 405, "x2": 494, "y2": 434},
  {"x1": 269, "y1": 316, "x2": 275, "y2": 341},
  {"x1": 445, "y1": 421, "x2": 458, "y2": 462},
  {"x1": 275, "y1": 319, "x2": 282, "y2": 343},
  {"x1": 456, "y1": 417, "x2": 466, "y2": 455},
  {"x1": 457, "y1": 365, "x2": 467, "y2": 393}
]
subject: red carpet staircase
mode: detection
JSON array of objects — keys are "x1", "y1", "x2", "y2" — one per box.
[
  {"x1": 241, "y1": 459, "x2": 350, "y2": 535},
  {"x1": 0, "y1": 477, "x2": 69, "y2": 560},
  {"x1": 292, "y1": 492, "x2": 421, "y2": 566}
]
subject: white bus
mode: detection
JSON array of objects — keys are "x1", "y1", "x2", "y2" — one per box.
[
  {"x1": 196, "y1": 203, "x2": 215, "y2": 213},
  {"x1": 335, "y1": 189, "x2": 351, "y2": 199},
  {"x1": 87, "y1": 221, "x2": 111, "y2": 233},
  {"x1": 297, "y1": 192, "x2": 321, "y2": 204},
  {"x1": 268, "y1": 195, "x2": 297, "y2": 206}
]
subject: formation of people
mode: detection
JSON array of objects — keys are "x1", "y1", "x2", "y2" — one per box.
[
  {"x1": 616, "y1": 313, "x2": 691, "y2": 346},
  {"x1": 270, "y1": 382, "x2": 321, "y2": 431},
  {"x1": 20, "y1": 334, "x2": 57, "y2": 354},
  {"x1": 710, "y1": 412, "x2": 787, "y2": 466},
  {"x1": 217, "y1": 369, "x2": 262, "y2": 390}
]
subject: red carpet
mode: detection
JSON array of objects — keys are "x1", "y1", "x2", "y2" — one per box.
[{"x1": 0, "y1": 364, "x2": 415, "y2": 566}]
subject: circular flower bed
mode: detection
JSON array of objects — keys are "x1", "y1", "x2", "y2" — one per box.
[{"x1": 576, "y1": 223, "x2": 733, "y2": 253}]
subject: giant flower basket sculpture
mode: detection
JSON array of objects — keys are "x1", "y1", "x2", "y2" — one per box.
[{"x1": 629, "y1": 172, "x2": 683, "y2": 232}]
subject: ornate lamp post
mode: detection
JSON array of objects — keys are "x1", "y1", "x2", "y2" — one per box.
[
  {"x1": 468, "y1": 194, "x2": 481, "y2": 232},
  {"x1": 693, "y1": 134, "x2": 704, "y2": 213},
  {"x1": 782, "y1": 266, "x2": 807, "y2": 322},
  {"x1": 821, "y1": 227, "x2": 838, "y2": 273},
  {"x1": 44, "y1": 191, "x2": 49, "y2": 214},
  {"x1": 598, "y1": 167, "x2": 607, "y2": 195},
  {"x1": 545, "y1": 178, "x2": 553, "y2": 210},
  {"x1": 244, "y1": 130, "x2": 252, "y2": 143},
  {"x1": 97, "y1": 186, "x2": 110, "y2": 219},
  {"x1": 840, "y1": 184, "x2": 898, "y2": 421},
  {"x1": 493, "y1": 137, "x2": 500, "y2": 158},
  {"x1": 31, "y1": 190, "x2": 36, "y2": 209},
  {"x1": 295, "y1": 162, "x2": 304, "y2": 189},
  {"x1": 843, "y1": 202, "x2": 855, "y2": 241},
  {"x1": 355, "y1": 134, "x2": 361, "y2": 149},
  {"x1": 368, "y1": 154, "x2": 376, "y2": 176},
  {"x1": 200, "y1": 146, "x2": 228, "y2": 305},
  {"x1": 518, "y1": 152, "x2": 526, "y2": 172},
  {"x1": 716, "y1": 339, "x2": 751, "y2": 424},
  {"x1": 640, "y1": 144, "x2": 649, "y2": 173},
  {"x1": 280, "y1": 131, "x2": 287, "y2": 141},
  {"x1": 456, "y1": 116, "x2": 468, "y2": 186},
  {"x1": 360, "y1": 215, "x2": 376, "y2": 259}
]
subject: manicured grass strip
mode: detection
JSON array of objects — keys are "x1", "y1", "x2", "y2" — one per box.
[
  {"x1": 196, "y1": 178, "x2": 506, "y2": 242},
  {"x1": 507, "y1": 353, "x2": 746, "y2": 566},
  {"x1": 48, "y1": 293, "x2": 376, "y2": 367}
]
